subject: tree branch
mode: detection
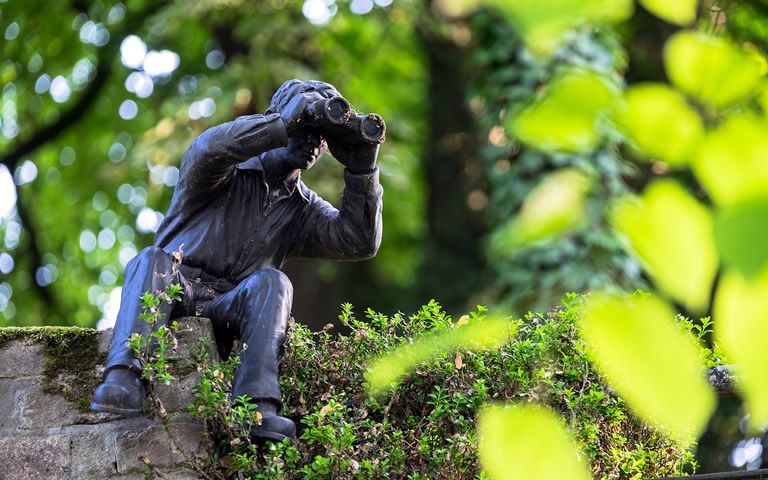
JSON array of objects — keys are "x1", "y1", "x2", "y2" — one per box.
[
  {"x1": 0, "y1": 1, "x2": 170, "y2": 315},
  {"x1": 13, "y1": 186, "x2": 58, "y2": 312},
  {"x1": 0, "y1": 65, "x2": 110, "y2": 171},
  {"x1": 0, "y1": 1, "x2": 169, "y2": 170}
]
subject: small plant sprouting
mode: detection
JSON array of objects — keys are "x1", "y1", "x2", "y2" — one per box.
[{"x1": 128, "y1": 282, "x2": 184, "y2": 386}]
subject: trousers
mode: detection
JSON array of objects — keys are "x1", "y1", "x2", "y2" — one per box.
[{"x1": 104, "y1": 246, "x2": 293, "y2": 408}]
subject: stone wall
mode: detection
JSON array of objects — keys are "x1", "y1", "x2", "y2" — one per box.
[{"x1": 0, "y1": 318, "x2": 216, "y2": 480}]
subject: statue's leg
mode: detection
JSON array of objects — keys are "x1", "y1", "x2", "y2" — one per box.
[
  {"x1": 104, "y1": 245, "x2": 181, "y2": 374},
  {"x1": 205, "y1": 268, "x2": 296, "y2": 441},
  {"x1": 92, "y1": 246, "x2": 181, "y2": 416}
]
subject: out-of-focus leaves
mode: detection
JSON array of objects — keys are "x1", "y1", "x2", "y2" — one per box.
[
  {"x1": 714, "y1": 200, "x2": 768, "y2": 280},
  {"x1": 490, "y1": 168, "x2": 590, "y2": 253},
  {"x1": 365, "y1": 315, "x2": 514, "y2": 396},
  {"x1": 694, "y1": 113, "x2": 768, "y2": 207},
  {"x1": 433, "y1": 0, "x2": 481, "y2": 18},
  {"x1": 580, "y1": 292, "x2": 716, "y2": 443},
  {"x1": 638, "y1": 0, "x2": 696, "y2": 26},
  {"x1": 611, "y1": 180, "x2": 718, "y2": 313},
  {"x1": 616, "y1": 83, "x2": 703, "y2": 166},
  {"x1": 508, "y1": 69, "x2": 618, "y2": 153},
  {"x1": 478, "y1": 404, "x2": 591, "y2": 480},
  {"x1": 486, "y1": 0, "x2": 633, "y2": 56},
  {"x1": 664, "y1": 31, "x2": 762, "y2": 108},
  {"x1": 714, "y1": 269, "x2": 768, "y2": 429}
]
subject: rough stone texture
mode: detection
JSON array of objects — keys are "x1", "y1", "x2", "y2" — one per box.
[{"x1": 0, "y1": 318, "x2": 216, "y2": 480}]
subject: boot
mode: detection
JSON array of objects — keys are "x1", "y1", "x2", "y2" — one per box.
[
  {"x1": 90, "y1": 367, "x2": 146, "y2": 416},
  {"x1": 247, "y1": 400, "x2": 296, "y2": 443}
]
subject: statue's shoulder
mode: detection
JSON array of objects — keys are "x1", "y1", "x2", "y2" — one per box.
[{"x1": 297, "y1": 180, "x2": 314, "y2": 204}]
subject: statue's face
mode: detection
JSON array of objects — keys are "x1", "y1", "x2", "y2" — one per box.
[{"x1": 284, "y1": 131, "x2": 327, "y2": 170}]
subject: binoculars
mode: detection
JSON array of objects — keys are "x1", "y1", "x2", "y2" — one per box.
[{"x1": 304, "y1": 96, "x2": 386, "y2": 145}]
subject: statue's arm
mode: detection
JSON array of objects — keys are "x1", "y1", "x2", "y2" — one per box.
[
  {"x1": 179, "y1": 113, "x2": 289, "y2": 195},
  {"x1": 291, "y1": 168, "x2": 383, "y2": 260}
]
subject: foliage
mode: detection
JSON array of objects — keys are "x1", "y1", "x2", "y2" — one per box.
[
  {"x1": 0, "y1": 0, "x2": 427, "y2": 327},
  {"x1": 128, "y1": 281, "x2": 184, "y2": 385},
  {"x1": 463, "y1": 0, "x2": 768, "y2": 473},
  {"x1": 470, "y1": 14, "x2": 641, "y2": 312},
  {"x1": 170, "y1": 298, "x2": 704, "y2": 479}
]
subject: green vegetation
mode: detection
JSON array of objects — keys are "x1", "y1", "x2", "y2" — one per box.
[{"x1": 170, "y1": 297, "x2": 706, "y2": 479}]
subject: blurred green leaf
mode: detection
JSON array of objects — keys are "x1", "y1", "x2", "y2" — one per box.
[
  {"x1": 714, "y1": 200, "x2": 768, "y2": 280},
  {"x1": 611, "y1": 180, "x2": 718, "y2": 313},
  {"x1": 694, "y1": 113, "x2": 768, "y2": 207},
  {"x1": 491, "y1": 168, "x2": 590, "y2": 253},
  {"x1": 487, "y1": 0, "x2": 633, "y2": 56},
  {"x1": 714, "y1": 269, "x2": 768, "y2": 430},
  {"x1": 433, "y1": 0, "x2": 481, "y2": 18},
  {"x1": 638, "y1": 0, "x2": 696, "y2": 25},
  {"x1": 580, "y1": 292, "x2": 716, "y2": 443},
  {"x1": 365, "y1": 315, "x2": 514, "y2": 396},
  {"x1": 478, "y1": 404, "x2": 591, "y2": 480},
  {"x1": 664, "y1": 31, "x2": 762, "y2": 108},
  {"x1": 616, "y1": 83, "x2": 703, "y2": 166},
  {"x1": 508, "y1": 69, "x2": 619, "y2": 153}
]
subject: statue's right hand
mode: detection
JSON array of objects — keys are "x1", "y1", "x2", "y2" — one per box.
[{"x1": 280, "y1": 91, "x2": 324, "y2": 136}]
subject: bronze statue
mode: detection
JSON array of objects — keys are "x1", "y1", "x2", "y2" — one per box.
[{"x1": 91, "y1": 80, "x2": 384, "y2": 442}]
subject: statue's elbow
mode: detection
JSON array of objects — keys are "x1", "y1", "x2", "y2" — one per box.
[{"x1": 358, "y1": 235, "x2": 381, "y2": 260}]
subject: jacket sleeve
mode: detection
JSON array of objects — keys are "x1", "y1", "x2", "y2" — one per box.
[
  {"x1": 179, "y1": 113, "x2": 289, "y2": 197},
  {"x1": 292, "y1": 168, "x2": 383, "y2": 260}
]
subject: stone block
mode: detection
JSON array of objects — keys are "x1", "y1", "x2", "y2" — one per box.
[
  {"x1": 69, "y1": 426, "x2": 120, "y2": 479},
  {"x1": 0, "y1": 340, "x2": 47, "y2": 378},
  {"x1": 15, "y1": 376, "x2": 86, "y2": 430},
  {"x1": 153, "y1": 372, "x2": 200, "y2": 415},
  {"x1": 98, "y1": 328, "x2": 114, "y2": 355},
  {"x1": 0, "y1": 434, "x2": 70, "y2": 479},
  {"x1": 115, "y1": 419, "x2": 205, "y2": 474}
]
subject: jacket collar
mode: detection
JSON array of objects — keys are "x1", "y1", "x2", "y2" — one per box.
[{"x1": 237, "y1": 155, "x2": 309, "y2": 203}]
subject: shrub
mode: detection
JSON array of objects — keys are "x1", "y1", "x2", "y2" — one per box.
[{"x1": 184, "y1": 294, "x2": 708, "y2": 479}]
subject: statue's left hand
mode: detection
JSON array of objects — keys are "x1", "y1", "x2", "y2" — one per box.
[{"x1": 327, "y1": 138, "x2": 379, "y2": 174}]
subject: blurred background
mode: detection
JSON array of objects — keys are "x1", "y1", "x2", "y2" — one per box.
[
  {"x1": 3, "y1": 0, "x2": 768, "y2": 474},
  {"x1": 0, "y1": 0, "x2": 657, "y2": 331}
]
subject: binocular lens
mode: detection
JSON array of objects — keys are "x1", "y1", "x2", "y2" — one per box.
[
  {"x1": 360, "y1": 114, "x2": 385, "y2": 143},
  {"x1": 326, "y1": 97, "x2": 351, "y2": 124}
]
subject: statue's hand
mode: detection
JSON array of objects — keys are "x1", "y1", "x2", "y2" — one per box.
[
  {"x1": 279, "y1": 91, "x2": 324, "y2": 136},
  {"x1": 327, "y1": 137, "x2": 379, "y2": 174}
]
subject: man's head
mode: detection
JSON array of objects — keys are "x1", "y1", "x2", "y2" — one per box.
[
  {"x1": 266, "y1": 79, "x2": 340, "y2": 170},
  {"x1": 266, "y1": 79, "x2": 341, "y2": 115}
]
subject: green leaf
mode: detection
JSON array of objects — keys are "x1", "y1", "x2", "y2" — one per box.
[
  {"x1": 433, "y1": 0, "x2": 481, "y2": 17},
  {"x1": 714, "y1": 200, "x2": 768, "y2": 279},
  {"x1": 508, "y1": 69, "x2": 619, "y2": 153},
  {"x1": 491, "y1": 168, "x2": 590, "y2": 252},
  {"x1": 487, "y1": 0, "x2": 633, "y2": 56},
  {"x1": 616, "y1": 83, "x2": 703, "y2": 166},
  {"x1": 611, "y1": 180, "x2": 718, "y2": 313},
  {"x1": 478, "y1": 404, "x2": 591, "y2": 480},
  {"x1": 694, "y1": 113, "x2": 768, "y2": 207},
  {"x1": 365, "y1": 315, "x2": 514, "y2": 396},
  {"x1": 665, "y1": 31, "x2": 762, "y2": 108},
  {"x1": 638, "y1": 0, "x2": 696, "y2": 25},
  {"x1": 714, "y1": 270, "x2": 768, "y2": 429},
  {"x1": 580, "y1": 292, "x2": 716, "y2": 443}
]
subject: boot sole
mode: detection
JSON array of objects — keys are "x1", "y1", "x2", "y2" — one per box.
[{"x1": 90, "y1": 401, "x2": 143, "y2": 417}]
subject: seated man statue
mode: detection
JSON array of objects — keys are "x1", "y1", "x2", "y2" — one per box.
[{"x1": 90, "y1": 79, "x2": 384, "y2": 443}]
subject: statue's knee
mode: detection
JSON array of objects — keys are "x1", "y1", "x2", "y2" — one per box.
[
  {"x1": 139, "y1": 246, "x2": 166, "y2": 261},
  {"x1": 247, "y1": 268, "x2": 292, "y2": 296},
  {"x1": 126, "y1": 246, "x2": 170, "y2": 274}
]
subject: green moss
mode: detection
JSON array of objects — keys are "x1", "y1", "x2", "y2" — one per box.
[{"x1": 0, "y1": 326, "x2": 104, "y2": 412}]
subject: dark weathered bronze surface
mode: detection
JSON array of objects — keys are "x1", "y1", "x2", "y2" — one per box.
[{"x1": 92, "y1": 80, "x2": 385, "y2": 442}]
